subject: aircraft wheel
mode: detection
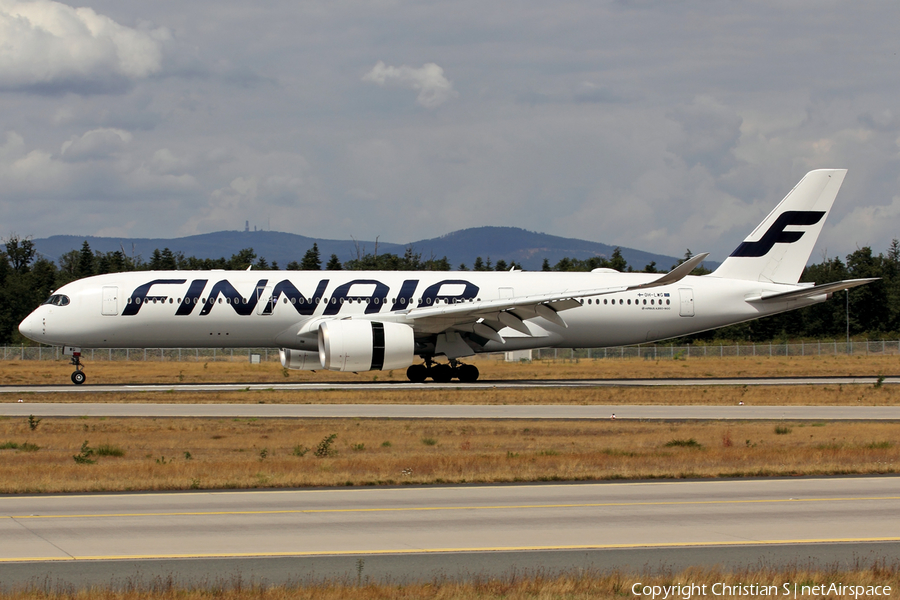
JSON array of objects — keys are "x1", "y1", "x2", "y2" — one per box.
[
  {"x1": 71, "y1": 371, "x2": 86, "y2": 385},
  {"x1": 457, "y1": 364, "x2": 479, "y2": 383},
  {"x1": 406, "y1": 364, "x2": 428, "y2": 383},
  {"x1": 431, "y1": 364, "x2": 453, "y2": 383}
]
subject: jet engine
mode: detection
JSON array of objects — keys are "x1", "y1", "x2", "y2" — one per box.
[
  {"x1": 318, "y1": 320, "x2": 414, "y2": 372},
  {"x1": 279, "y1": 348, "x2": 321, "y2": 370}
]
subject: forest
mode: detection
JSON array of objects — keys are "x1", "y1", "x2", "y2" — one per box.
[{"x1": 1, "y1": 235, "x2": 897, "y2": 345}]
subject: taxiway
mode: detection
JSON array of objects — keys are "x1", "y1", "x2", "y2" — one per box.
[
  {"x1": 0, "y1": 376, "x2": 898, "y2": 394},
  {"x1": 1, "y1": 477, "x2": 898, "y2": 588}
]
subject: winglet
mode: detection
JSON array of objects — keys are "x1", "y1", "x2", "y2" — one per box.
[{"x1": 627, "y1": 252, "x2": 709, "y2": 291}]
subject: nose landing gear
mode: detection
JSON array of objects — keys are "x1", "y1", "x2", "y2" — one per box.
[
  {"x1": 405, "y1": 358, "x2": 479, "y2": 383},
  {"x1": 70, "y1": 352, "x2": 86, "y2": 385}
]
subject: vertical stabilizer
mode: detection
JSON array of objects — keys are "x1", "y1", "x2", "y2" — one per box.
[{"x1": 712, "y1": 169, "x2": 846, "y2": 284}]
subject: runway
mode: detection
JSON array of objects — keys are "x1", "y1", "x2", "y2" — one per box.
[
  {"x1": 1, "y1": 477, "x2": 899, "y2": 588},
  {"x1": 1, "y1": 402, "x2": 900, "y2": 419},
  {"x1": 0, "y1": 375, "x2": 898, "y2": 394}
]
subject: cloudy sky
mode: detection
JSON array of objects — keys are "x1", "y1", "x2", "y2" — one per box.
[{"x1": 1, "y1": 0, "x2": 898, "y2": 263}]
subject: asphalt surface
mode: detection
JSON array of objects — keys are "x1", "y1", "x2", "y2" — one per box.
[
  {"x1": 1, "y1": 402, "x2": 899, "y2": 420},
  {"x1": 0, "y1": 376, "x2": 898, "y2": 394},
  {"x1": 1, "y1": 478, "x2": 899, "y2": 589}
]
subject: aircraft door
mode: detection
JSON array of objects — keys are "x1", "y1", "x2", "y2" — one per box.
[
  {"x1": 499, "y1": 287, "x2": 514, "y2": 299},
  {"x1": 101, "y1": 286, "x2": 119, "y2": 316},
  {"x1": 256, "y1": 285, "x2": 275, "y2": 315},
  {"x1": 678, "y1": 288, "x2": 694, "y2": 317}
]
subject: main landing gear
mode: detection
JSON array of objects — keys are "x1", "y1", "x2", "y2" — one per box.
[
  {"x1": 406, "y1": 358, "x2": 479, "y2": 383},
  {"x1": 70, "y1": 353, "x2": 86, "y2": 385}
]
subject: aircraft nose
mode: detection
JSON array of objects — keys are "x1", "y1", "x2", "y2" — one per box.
[{"x1": 18, "y1": 311, "x2": 43, "y2": 342}]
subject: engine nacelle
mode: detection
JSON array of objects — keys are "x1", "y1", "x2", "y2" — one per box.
[
  {"x1": 318, "y1": 320, "x2": 414, "y2": 372},
  {"x1": 280, "y1": 348, "x2": 321, "y2": 370}
]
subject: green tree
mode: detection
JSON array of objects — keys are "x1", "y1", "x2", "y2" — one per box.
[
  {"x1": 0, "y1": 235, "x2": 56, "y2": 344},
  {"x1": 227, "y1": 248, "x2": 257, "y2": 270},
  {"x1": 608, "y1": 247, "x2": 628, "y2": 272},
  {"x1": 300, "y1": 243, "x2": 322, "y2": 270},
  {"x1": 76, "y1": 241, "x2": 95, "y2": 277},
  {"x1": 326, "y1": 254, "x2": 342, "y2": 270},
  {"x1": 4, "y1": 235, "x2": 35, "y2": 274},
  {"x1": 149, "y1": 248, "x2": 178, "y2": 270}
]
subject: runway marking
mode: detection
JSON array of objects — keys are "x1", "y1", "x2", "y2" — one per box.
[
  {"x1": 3, "y1": 537, "x2": 900, "y2": 563},
  {"x1": 5, "y1": 495, "x2": 899, "y2": 520}
]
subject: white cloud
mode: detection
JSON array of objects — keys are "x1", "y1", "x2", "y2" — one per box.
[
  {"x1": 362, "y1": 61, "x2": 456, "y2": 108},
  {"x1": 60, "y1": 128, "x2": 132, "y2": 161},
  {"x1": 3, "y1": 0, "x2": 900, "y2": 263},
  {"x1": 0, "y1": 0, "x2": 168, "y2": 94}
]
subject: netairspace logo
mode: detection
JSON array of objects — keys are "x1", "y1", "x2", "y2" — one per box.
[{"x1": 631, "y1": 582, "x2": 893, "y2": 599}]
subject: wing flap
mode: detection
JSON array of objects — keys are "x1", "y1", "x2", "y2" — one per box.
[{"x1": 392, "y1": 252, "x2": 710, "y2": 338}]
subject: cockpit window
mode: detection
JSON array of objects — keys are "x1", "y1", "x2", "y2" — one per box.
[{"x1": 42, "y1": 294, "x2": 70, "y2": 306}]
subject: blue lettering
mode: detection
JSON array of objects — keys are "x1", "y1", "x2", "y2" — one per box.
[
  {"x1": 175, "y1": 279, "x2": 208, "y2": 316},
  {"x1": 417, "y1": 279, "x2": 479, "y2": 307},
  {"x1": 323, "y1": 279, "x2": 390, "y2": 316},
  {"x1": 262, "y1": 279, "x2": 329, "y2": 315},
  {"x1": 123, "y1": 279, "x2": 187, "y2": 316},
  {"x1": 199, "y1": 279, "x2": 268, "y2": 316},
  {"x1": 390, "y1": 279, "x2": 419, "y2": 311}
]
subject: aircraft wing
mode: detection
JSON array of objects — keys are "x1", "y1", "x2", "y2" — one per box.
[
  {"x1": 394, "y1": 252, "x2": 710, "y2": 339},
  {"x1": 745, "y1": 278, "x2": 879, "y2": 303}
]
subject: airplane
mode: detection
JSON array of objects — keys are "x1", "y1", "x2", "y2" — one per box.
[{"x1": 18, "y1": 169, "x2": 876, "y2": 385}]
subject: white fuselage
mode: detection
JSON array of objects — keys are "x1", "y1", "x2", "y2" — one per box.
[{"x1": 19, "y1": 270, "x2": 822, "y2": 352}]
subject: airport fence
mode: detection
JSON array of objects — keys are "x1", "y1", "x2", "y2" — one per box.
[
  {"x1": 1, "y1": 340, "x2": 899, "y2": 363},
  {"x1": 531, "y1": 340, "x2": 900, "y2": 361}
]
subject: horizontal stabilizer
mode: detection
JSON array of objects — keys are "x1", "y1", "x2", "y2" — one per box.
[{"x1": 745, "y1": 278, "x2": 879, "y2": 303}]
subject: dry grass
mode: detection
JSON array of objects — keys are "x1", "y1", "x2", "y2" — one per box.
[
  {"x1": 2, "y1": 353, "x2": 899, "y2": 386},
  {"x1": 3, "y1": 564, "x2": 900, "y2": 599},
  {"x1": 10, "y1": 383, "x2": 900, "y2": 405},
  {"x1": 1, "y1": 417, "x2": 898, "y2": 493}
]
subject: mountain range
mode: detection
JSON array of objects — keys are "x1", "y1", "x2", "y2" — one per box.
[{"x1": 32, "y1": 227, "x2": 713, "y2": 272}]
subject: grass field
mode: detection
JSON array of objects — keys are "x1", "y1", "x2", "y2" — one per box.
[
  {"x1": 1, "y1": 352, "x2": 899, "y2": 386},
  {"x1": 3, "y1": 353, "x2": 898, "y2": 492},
  {"x1": 3, "y1": 564, "x2": 898, "y2": 599},
  {"x1": 1, "y1": 416, "x2": 897, "y2": 493}
]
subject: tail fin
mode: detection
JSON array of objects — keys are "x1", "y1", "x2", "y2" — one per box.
[{"x1": 712, "y1": 169, "x2": 847, "y2": 284}]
